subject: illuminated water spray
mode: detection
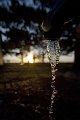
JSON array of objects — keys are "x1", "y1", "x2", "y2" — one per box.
[{"x1": 46, "y1": 40, "x2": 60, "y2": 120}]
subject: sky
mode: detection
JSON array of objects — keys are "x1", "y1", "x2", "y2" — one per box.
[
  {"x1": 0, "y1": 0, "x2": 50, "y2": 13},
  {"x1": 0, "y1": 0, "x2": 42, "y2": 10},
  {"x1": 3, "y1": 54, "x2": 74, "y2": 63},
  {"x1": 3, "y1": 50, "x2": 74, "y2": 63}
]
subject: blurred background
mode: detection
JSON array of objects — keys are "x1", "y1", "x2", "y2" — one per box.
[{"x1": 0, "y1": 0, "x2": 80, "y2": 120}]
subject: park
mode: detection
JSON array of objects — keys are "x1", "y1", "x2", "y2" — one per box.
[{"x1": 0, "y1": 0, "x2": 80, "y2": 120}]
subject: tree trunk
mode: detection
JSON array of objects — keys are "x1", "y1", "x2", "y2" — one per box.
[
  {"x1": 20, "y1": 54, "x2": 24, "y2": 65},
  {"x1": 74, "y1": 39, "x2": 80, "y2": 73},
  {"x1": 20, "y1": 47, "x2": 24, "y2": 65},
  {"x1": 42, "y1": 53, "x2": 45, "y2": 63},
  {"x1": 0, "y1": 36, "x2": 3, "y2": 65}
]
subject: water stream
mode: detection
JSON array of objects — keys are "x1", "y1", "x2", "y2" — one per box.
[{"x1": 46, "y1": 40, "x2": 60, "y2": 120}]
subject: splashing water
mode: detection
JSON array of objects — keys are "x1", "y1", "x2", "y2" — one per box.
[{"x1": 46, "y1": 40, "x2": 60, "y2": 120}]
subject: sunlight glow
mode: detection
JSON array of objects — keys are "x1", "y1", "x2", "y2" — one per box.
[{"x1": 24, "y1": 52, "x2": 33, "y2": 63}]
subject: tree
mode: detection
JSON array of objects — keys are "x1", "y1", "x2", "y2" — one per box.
[
  {"x1": 33, "y1": 54, "x2": 36, "y2": 63},
  {"x1": 0, "y1": 33, "x2": 4, "y2": 65},
  {"x1": 0, "y1": 0, "x2": 51, "y2": 64},
  {"x1": 20, "y1": 40, "x2": 25, "y2": 65},
  {"x1": 60, "y1": 17, "x2": 80, "y2": 73},
  {"x1": 41, "y1": 51, "x2": 45, "y2": 63}
]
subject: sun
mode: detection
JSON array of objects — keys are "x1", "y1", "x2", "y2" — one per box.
[
  {"x1": 27, "y1": 52, "x2": 33, "y2": 63},
  {"x1": 24, "y1": 52, "x2": 33, "y2": 63}
]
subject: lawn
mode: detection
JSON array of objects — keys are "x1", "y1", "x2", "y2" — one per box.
[
  {"x1": 0, "y1": 63, "x2": 51, "y2": 94},
  {"x1": 0, "y1": 63, "x2": 80, "y2": 120}
]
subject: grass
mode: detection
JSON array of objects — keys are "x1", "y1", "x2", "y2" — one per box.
[
  {"x1": 0, "y1": 63, "x2": 51, "y2": 94},
  {"x1": 0, "y1": 63, "x2": 80, "y2": 120}
]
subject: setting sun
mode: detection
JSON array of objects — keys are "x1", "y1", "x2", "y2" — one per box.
[{"x1": 24, "y1": 52, "x2": 33, "y2": 63}]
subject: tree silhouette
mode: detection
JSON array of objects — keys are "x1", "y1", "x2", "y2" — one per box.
[
  {"x1": 0, "y1": 33, "x2": 3, "y2": 65},
  {"x1": 33, "y1": 54, "x2": 36, "y2": 63},
  {"x1": 60, "y1": 17, "x2": 80, "y2": 72},
  {"x1": 0, "y1": 0, "x2": 46, "y2": 54}
]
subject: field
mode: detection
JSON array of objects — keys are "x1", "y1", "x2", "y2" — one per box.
[{"x1": 0, "y1": 63, "x2": 80, "y2": 120}]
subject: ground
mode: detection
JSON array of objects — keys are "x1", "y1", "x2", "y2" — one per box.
[{"x1": 0, "y1": 63, "x2": 80, "y2": 120}]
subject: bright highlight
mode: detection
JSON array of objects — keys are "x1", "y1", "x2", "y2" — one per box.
[{"x1": 24, "y1": 52, "x2": 33, "y2": 63}]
